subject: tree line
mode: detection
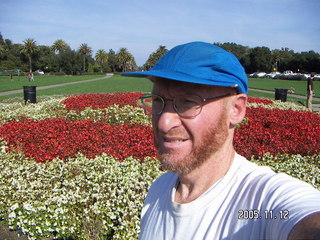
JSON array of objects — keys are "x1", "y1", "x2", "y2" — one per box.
[{"x1": 0, "y1": 33, "x2": 319, "y2": 75}]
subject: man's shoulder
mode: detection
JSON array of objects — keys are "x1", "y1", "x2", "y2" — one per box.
[
  {"x1": 234, "y1": 153, "x2": 274, "y2": 178},
  {"x1": 235, "y1": 154, "x2": 319, "y2": 199}
]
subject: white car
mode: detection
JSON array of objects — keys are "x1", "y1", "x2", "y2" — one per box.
[
  {"x1": 266, "y1": 72, "x2": 280, "y2": 79},
  {"x1": 35, "y1": 70, "x2": 44, "y2": 75},
  {"x1": 283, "y1": 70, "x2": 294, "y2": 75},
  {"x1": 256, "y1": 72, "x2": 267, "y2": 78}
]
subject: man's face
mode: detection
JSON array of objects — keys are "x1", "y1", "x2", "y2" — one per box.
[{"x1": 151, "y1": 78, "x2": 233, "y2": 175}]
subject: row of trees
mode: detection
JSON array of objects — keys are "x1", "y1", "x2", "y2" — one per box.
[
  {"x1": 0, "y1": 34, "x2": 138, "y2": 74},
  {"x1": 0, "y1": 33, "x2": 319, "y2": 75},
  {"x1": 214, "y1": 42, "x2": 320, "y2": 74}
]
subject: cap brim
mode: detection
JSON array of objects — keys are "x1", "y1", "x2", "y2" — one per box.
[{"x1": 121, "y1": 70, "x2": 241, "y2": 90}]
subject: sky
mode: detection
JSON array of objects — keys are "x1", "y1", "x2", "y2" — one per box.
[{"x1": 0, "y1": 0, "x2": 320, "y2": 66}]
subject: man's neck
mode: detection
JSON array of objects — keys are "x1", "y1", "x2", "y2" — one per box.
[{"x1": 174, "y1": 147, "x2": 235, "y2": 204}]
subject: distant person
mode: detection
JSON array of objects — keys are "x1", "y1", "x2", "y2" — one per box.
[
  {"x1": 122, "y1": 41, "x2": 320, "y2": 240},
  {"x1": 307, "y1": 74, "x2": 314, "y2": 109},
  {"x1": 27, "y1": 72, "x2": 32, "y2": 82}
]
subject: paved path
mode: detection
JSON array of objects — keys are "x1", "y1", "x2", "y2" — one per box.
[
  {"x1": 0, "y1": 74, "x2": 114, "y2": 97},
  {"x1": 249, "y1": 88, "x2": 320, "y2": 111}
]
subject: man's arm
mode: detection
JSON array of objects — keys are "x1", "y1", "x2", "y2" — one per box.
[{"x1": 288, "y1": 211, "x2": 320, "y2": 240}]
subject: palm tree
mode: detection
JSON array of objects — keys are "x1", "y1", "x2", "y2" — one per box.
[
  {"x1": 20, "y1": 38, "x2": 37, "y2": 72},
  {"x1": 51, "y1": 39, "x2": 68, "y2": 54},
  {"x1": 79, "y1": 43, "x2": 92, "y2": 72},
  {"x1": 95, "y1": 49, "x2": 108, "y2": 73},
  {"x1": 51, "y1": 39, "x2": 69, "y2": 72},
  {"x1": 116, "y1": 48, "x2": 136, "y2": 72}
]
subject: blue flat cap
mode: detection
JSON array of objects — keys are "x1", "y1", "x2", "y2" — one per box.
[{"x1": 122, "y1": 41, "x2": 248, "y2": 94}]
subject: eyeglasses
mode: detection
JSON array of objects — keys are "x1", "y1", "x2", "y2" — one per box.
[{"x1": 139, "y1": 93, "x2": 232, "y2": 118}]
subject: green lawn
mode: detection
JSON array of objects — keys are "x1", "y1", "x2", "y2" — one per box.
[
  {"x1": 248, "y1": 78, "x2": 320, "y2": 98},
  {"x1": 0, "y1": 74, "x2": 106, "y2": 92},
  {"x1": 0, "y1": 75, "x2": 153, "y2": 100},
  {"x1": 1, "y1": 75, "x2": 319, "y2": 105}
]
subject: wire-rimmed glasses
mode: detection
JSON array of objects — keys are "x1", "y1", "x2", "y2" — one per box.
[{"x1": 139, "y1": 93, "x2": 232, "y2": 118}]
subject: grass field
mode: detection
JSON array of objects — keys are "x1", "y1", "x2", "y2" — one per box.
[
  {"x1": 0, "y1": 74, "x2": 153, "y2": 101},
  {"x1": 0, "y1": 74, "x2": 106, "y2": 92},
  {"x1": 0, "y1": 75, "x2": 319, "y2": 104},
  {"x1": 249, "y1": 78, "x2": 320, "y2": 98}
]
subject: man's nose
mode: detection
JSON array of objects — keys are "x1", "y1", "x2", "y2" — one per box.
[{"x1": 154, "y1": 101, "x2": 181, "y2": 132}]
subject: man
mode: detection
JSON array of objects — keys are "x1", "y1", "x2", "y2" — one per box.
[
  {"x1": 122, "y1": 42, "x2": 320, "y2": 240},
  {"x1": 307, "y1": 74, "x2": 314, "y2": 109}
]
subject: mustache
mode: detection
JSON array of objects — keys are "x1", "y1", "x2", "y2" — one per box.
[{"x1": 157, "y1": 128, "x2": 190, "y2": 138}]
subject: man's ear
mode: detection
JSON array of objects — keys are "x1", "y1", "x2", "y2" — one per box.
[{"x1": 229, "y1": 94, "x2": 247, "y2": 127}]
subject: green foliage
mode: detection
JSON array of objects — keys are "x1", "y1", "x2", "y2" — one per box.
[
  {"x1": 116, "y1": 48, "x2": 137, "y2": 72},
  {"x1": 142, "y1": 45, "x2": 168, "y2": 71},
  {"x1": 95, "y1": 49, "x2": 108, "y2": 73},
  {"x1": 248, "y1": 47, "x2": 273, "y2": 73},
  {"x1": 20, "y1": 38, "x2": 38, "y2": 72},
  {"x1": 1, "y1": 33, "x2": 320, "y2": 75},
  {"x1": 0, "y1": 152, "x2": 162, "y2": 239}
]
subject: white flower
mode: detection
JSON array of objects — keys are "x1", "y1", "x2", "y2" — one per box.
[
  {"x1": 23, "y1": 202, "x2": 35, "y2": 212},
  {"x1": 10, "y1": 203, "x2": 19, "y2": 211},
  {"x1": 8, "y1": 211, "x2": 16, "y2": 219}
]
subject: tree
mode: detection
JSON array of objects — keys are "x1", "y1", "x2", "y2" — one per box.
[
  {"x1": 107, "y1": 49, "x2": 117, "y2": 72},
  {"x1": 59, "y1": 48, "x2": 82, "y2": 75},
  {"x1": 248, "y1": 47, "x2": 272, "y2": 73},
  {"x1": 0, "y1": 38, "x2": 24, "y2": 70},
  {"x1": 95, "y1": 49, "x2": 108, "y2": 73},
  {"x1": 51, "y1": 39, "x2": 69, "y2": 72},
  {"x1": 143, "y1": 45, "x2": 167, "y2": 70},
  {"x1": 51, "y1": 39, "x2": 68, "y2": 54},
  {"x1": 300, "y1": 51, "x2": 320, "y2": 73},
  {"x1": 271, "y1": 49, "x2": 283, "y2": 72},
  {"x1": 116, "y1": 48, "x2": 137, "y2": 72},
  {"x1": 20, "y1": 38, "x2": 37, "y2": 72},
  {"x1": 0, "y1": 33, "x2": 6, "y2": 59},
  {"x1": 78, "y1": 43, "x2": 92, "y2": 72},
  {"x1": 0, "y1": 44, "x2": 5, "y2": 59},
  {"x1": 276, "y1": 48, "x2": 295, "y2": 72}
]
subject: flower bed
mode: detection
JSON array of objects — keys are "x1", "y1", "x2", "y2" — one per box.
[
  {"x1": 235, "y1": 107, "x2": 320, "y2": 157},
  {"x1": 0, "y1": 94, "x2": 319, "y2": 239},
  {"x1": 0, "y1": 119, "x2": 156, "y2": 162},
  {"x1": 61, "y1": 92, "x2": 143, "y2": 111}
]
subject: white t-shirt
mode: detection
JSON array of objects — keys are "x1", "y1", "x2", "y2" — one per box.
[{"x1": 139, "y1": 154, "x2": 320, "y2": 240}]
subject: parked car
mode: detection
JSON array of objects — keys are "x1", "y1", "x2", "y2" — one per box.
[
  {"x1": 35, "y1": 70, "x2": 44, "y2": 75},
  {"x1": 249, "y1": 72, "x2": 267, "y2": 78},
  {"x1": 283, "y1": 70, "x2": 294, "y2": 75},
  {"x1": 266, "y1": 72, "x2": 280, "y2": 79},
  {"x1": 256, "y1": 72, "x2": 267, "y2": 78}
]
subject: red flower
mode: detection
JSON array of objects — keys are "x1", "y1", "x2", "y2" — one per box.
[
  {"x1": 234, "y1": 107, "x2": 320, "y2": 158},
  {"x1": 0, "y1": 119, "x2": 156, "y2": 162},
  {"x1": 1, "y1": 94, "x2": 319, "y2": 163},
  {"x1": 61, "y1": 92, "x2": 143, "y2": 111}
]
